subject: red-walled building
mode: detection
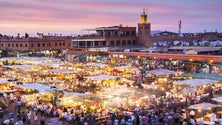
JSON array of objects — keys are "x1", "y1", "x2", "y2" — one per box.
[
  {"x1": 0, "y1": 34, "x2": 71, "y2": 51},
  {"x1": 68, "y1": 10, "x2": 222, "y2": 57}
]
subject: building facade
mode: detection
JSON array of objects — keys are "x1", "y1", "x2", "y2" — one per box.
[
  {"x1": 69, "y1": 26, "x2": 138, "y2": 54},
  {"x1": 0, "y1": 34, "x2": 71, "y2": 51}
]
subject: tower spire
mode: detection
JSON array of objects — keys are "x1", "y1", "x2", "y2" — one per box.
[{"x1": 141, "y1": 8, "x2": 148, "y2": 24}]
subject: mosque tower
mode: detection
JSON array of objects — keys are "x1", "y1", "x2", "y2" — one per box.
[{"x1": 138, "y1": 8, "x2": 152, "y2": 47}]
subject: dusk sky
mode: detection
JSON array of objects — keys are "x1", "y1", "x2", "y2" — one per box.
[{"x1": 0, "y1": 0, "x2": 222, "y2": 36}]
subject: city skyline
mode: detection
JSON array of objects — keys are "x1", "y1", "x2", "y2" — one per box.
[{"x1": 0, "y1": 0, "x2": 222, "y2": 37}]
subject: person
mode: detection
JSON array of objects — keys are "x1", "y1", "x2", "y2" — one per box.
[
  {"x1": 21, "y1": 95, "x2": 25, "y2": 107},
  {"x1": 3, "y1": 93, "x2": 7, "y2": 100},
  {"x1": 182, "y1": 119, "x2": 187, "y2": 125},
  {"x1": 187, "y1": 118, "x2": 193, "y2": 125},
  {"x1": 9, "y1": 93, "x2": 14, "y2": 104},
  {"x1": 128, "y1": 118, "x2": 133, "y2": 125},
  {"x1": 40, "y1": 115, "x2": 45, "y2": 125},
  {"x1": 190, "y1": 110, "x2": 195, "y2": 119},
  {"x1": 210, "y1": 112, "x2": 216, "y2": 123},
  {"x1": 151, "y1": 117, "x2": 155, "y2": 125},
  {"x1": 219, "y1": 116, "x2": 222, "y2": 125},
  {"x1": 16, "y1": 111, "x2": 21, "y2": 120},
  {"x1": 0, "y1": 108, "x2": 4, "y2": 121},
  {"x1": 58, "y1": 118, "x2": 63, "y2": 125},
  {"x1": 198, "y1": 120, "x2": 204, "y2": 125},
  {"x1": 8, "y1": 119, "x2": 13, "y2": 125},
  {"x1": 163, "y1": 117, "x2": 169, "y2": 125},
  {"x1": 181, "y1": 109, "x2": 187, "y2": 120},
  {"x1": 34, "y1": 112, "x2": 38, "y2": 121},
  {"x1": 106, "y1": 118, "x2": 113, "y2": 125},
  {"x1": 114, "y1": 118, "x2": 119, "y2": 125},
  {"x1": 120, "y1": 117, "x2": 126, "y2": 125},
  {"x1": 26, "y1": 110, "x2": 31, "y2": 124},
  {"x1": 15, "y1": 118, "x2": 23, "y2": 125},
  {"x1": 21, "y1": 111, "x2": 26, "y2": 123},
  {"x1": 17, "y1": 100, "x2": 21, "y2": 111},
  {"x1": 174, "y1": 112, "x2": 180, "y2": 125},
  {"x1": 190, "y1": 118, "x2": 195, "y2": 125}
]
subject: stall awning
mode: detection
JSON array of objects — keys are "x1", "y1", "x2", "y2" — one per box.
[
  {"x1": 181, "y1": 73, "x2": 222, "y2": 81},
  {"x1": 175, "y1": 79, "x2": 216, "y2": 86},
  {"x1": 212, "y1": 97, "x2": 222, "y2": 103},
  {"x1": 4, "y1": 65, "x2": 37, "y2": 69},
  {"x1": 86, "y1": 63, "x2": 107, "y2": 67},
  {"x1": 48, "y1": 69, "x2": 75, "y2": 74},
  {"x1": 181, "y1": 87, "x2": 197, "y2": 94},
  {"x1": 148, "y1": 69, "x2": 179, "y2": 76},
  {"x1": 114, "y1": 66, "x2": 131, "y2": 69},
  {"x1": 188, "y1": 102, "x2": 220, "y2": 110},
  {"x1": 18, "y1": 83, "x2": 54, "y2": 92},
  {"x1": 0, "y1": 79, "x2": 9, "y2": 84},
  {"x1": 84, "y1": 75, "x2": 119, "y2": 81}
]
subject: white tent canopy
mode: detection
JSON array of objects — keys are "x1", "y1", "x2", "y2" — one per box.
[
  {"x1": 48, "y1": 69, "x2": 75, "y2": 74},
  {"x1": 0, "y1": 79, "x2": 9, "y2": 84},
  {"x1": 0, "y1": 57, "x2": 62, "y2": 65},
  {"x1": 85, "y1": 75, "x2": 119, "y2": 81},
  {"x1": 4, "y1": 65, "x2": 37, "y2": 69},
  {"x1": 175, "y1": 79, "x2": 216, "y2": 86},
  {"x1": 114, "y1": 66, "x2": 131, "y2": 69},
  {"x1": 212, "y1": 97, "x2": 222, "y2": 103},
  {"x1": 41, "y1": 62, "x2": 62, "y2": 68},
  {"x1": 148, "y1": 69, "x2": 178, "y2": 76},
  {"x1": 181, "y1": 87, "x2": 197, "y2": 94},
  {"x1": 18, "y1": 83, "x2": 54, "y2": 92},
  {"x1": 86, "y1": 63, "x2": 107, "y2": 67},
  {"x1": 48, "y1": 80, "x2": 64, "y2": 83},
  {"x1": 188, "y1": 102, "x2": 220, "y2": 110}
]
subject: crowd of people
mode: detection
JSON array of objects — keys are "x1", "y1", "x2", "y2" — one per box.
[{"x1": 0, "y1": 83, "x2": 221, "y2": 125}]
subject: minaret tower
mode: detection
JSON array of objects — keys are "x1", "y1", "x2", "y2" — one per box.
[{"x1": 138, "y1": 8, "x2": 152, "y2": 47}]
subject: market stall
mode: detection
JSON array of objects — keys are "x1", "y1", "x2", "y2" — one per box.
[
  {"x1": 188, "y1": 102, "x2": 221, "y2": 124},
  {"x1": 173, "y1": 79, "x2": 217, "y2": 101},
  {"x1": 112, "y1": 66, "x2": 138, "y2": 78},
  {"x1": 18, "y1": 83, "x2": 55, "y2": 93},
  {"x1": 146, "y1": 69, "x2": 181, "y2": 85},
  {"x1": 48, "y1": 69, "x2": 76, "y2": 80},
  {"x1": 18, "y1": 83, "x2": 60, "y2": 106},
  {"x1": 0, "y1": 79, "x2": 17, "y2": 93}
]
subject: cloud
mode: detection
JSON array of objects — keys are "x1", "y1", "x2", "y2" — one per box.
[{"x1": 0, "y1": 0, "x2": 222, "y2": 35}]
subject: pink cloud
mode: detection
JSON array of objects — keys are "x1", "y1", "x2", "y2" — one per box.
[{"x1": 0, "y1": 0, "x2": 222, "y2": 35}]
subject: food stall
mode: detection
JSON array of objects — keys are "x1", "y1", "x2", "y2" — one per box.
[
  {"x1": 18, "y1": 83, "x2": 56, "y2": 106},
  {"x1": 0, "y1": 79, "x2": 17, "y2": 93},
  {"x1": 188, "y1": 102, "x2": 221, "y2": 124}
]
